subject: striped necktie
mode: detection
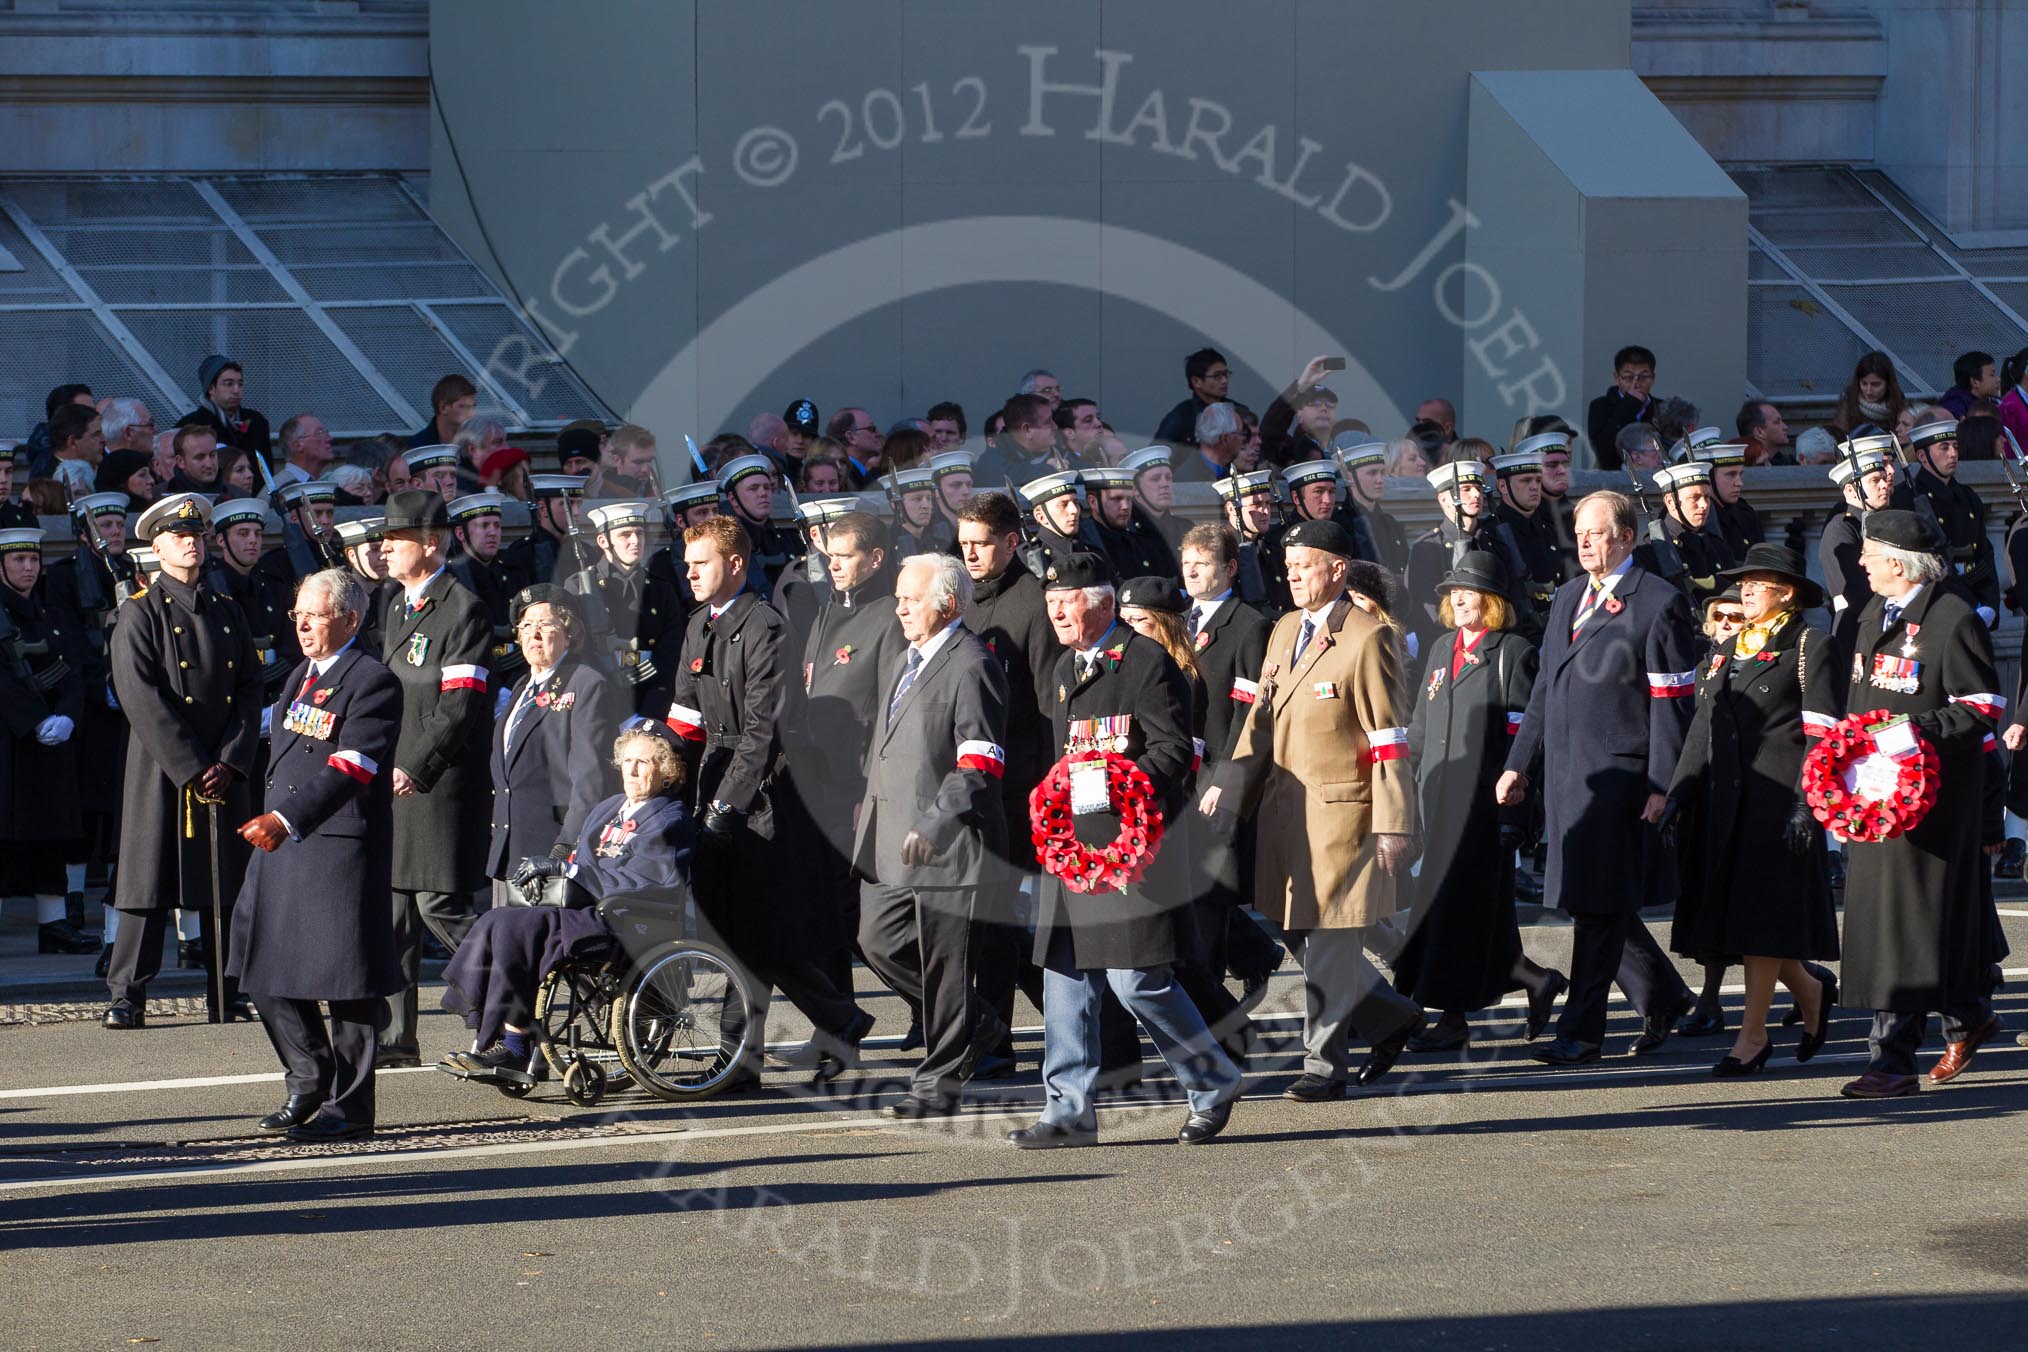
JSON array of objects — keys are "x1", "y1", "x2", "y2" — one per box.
[
  {"x1": 887, "y1": 648, "x2": 922, "y2": 727},
  {"x1": 1292, "y1": 614, "x2": 1317, "y2": 667},
  {"x1": 1571, "y1": 580, "x2": 1604, "y2": 638}
]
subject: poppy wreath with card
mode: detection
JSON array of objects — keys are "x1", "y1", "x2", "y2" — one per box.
[
  {"x1": 1027, "y1": 750, "x2": 1165, "y2": 894},
  {"x1": 1802, "y1": 707, "x2": 1939, "y2": 843}
]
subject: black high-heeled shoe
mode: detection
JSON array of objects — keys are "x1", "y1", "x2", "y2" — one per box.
[
  {"x1": 1713, "y1": 1043, "x2": 1773, "y2": 1076},
  {"x1": 1796, "y1": 971, "x2": 1837, "y2": 1063}
]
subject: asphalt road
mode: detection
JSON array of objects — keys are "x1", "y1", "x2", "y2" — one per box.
[{"x1": 6, "y1": 908, "x2": 2028, "y2": 1352}]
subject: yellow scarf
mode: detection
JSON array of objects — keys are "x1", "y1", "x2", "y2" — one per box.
[{"x1": 1734, "y1": 608, "x2": 1792, "y2": 659}]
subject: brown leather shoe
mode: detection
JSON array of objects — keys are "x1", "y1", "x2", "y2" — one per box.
[
  {"x1": 1927, "y1": 1015, "x2": 2001, "y2": 1084},
  {"x1": 1840, "y1": 1070, "x2": 1920, "y2": 1099}
]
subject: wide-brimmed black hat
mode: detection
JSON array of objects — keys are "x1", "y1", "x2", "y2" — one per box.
[
  {"x1": 1718, "y1": 542, "x2": 1824, "y2": 610},
  {"x1": 1861, "y1": 508, "x2": 1942, "y2": 554},
  {"x1": 1434, "y1": 549, "x2": 1507, "y2": 596},
  {"x1": 1043, "y1": 551, "x2": 1116, "y2": 592},
  {"x1": 1119, "y1": 576, "x2": 1187, "y2": 614},
  {"x1": 1281, "y1": 518, "x2": 1356, "y2": 559},
  {"x1": 383, "y1": 487, "x2": 449, "y2": 532}
]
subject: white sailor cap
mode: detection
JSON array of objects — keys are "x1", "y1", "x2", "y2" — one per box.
[
  {"x1": 1829, "y1": 450, "x2": 1892, "y2": 487},
  {"x1": 1120, "y1": 445, "x2": 1172, "y2": 476},
  {"x1": 528, "y1": 473, "x2": 589, "y2": 499},
  {"x1": 1081, "y1": 465, "x2": 1135, "y2": 490},
  {"x1": 1426, "y1": 460, "x2": 1490, "y2": 494},
  {"x1": 586, "y1": 500, "x2": 655, "y2": 533},
  {"x1": 794, "y1": 496, "x2": 862, "y2": 526},
  {"x1": 1281, "y1": 458, "x2": 1340, "y2": 488},
  {"x1": 210, "y1": 498, "x2": 270, "y2": 532},
  {"x1": 1020, "y1": 470, "x2": 1083, "y2": 505},
  {"x1": 403, "y1": 442, "x2": 460, "y2": 473},
  {"x1": 1214, "y1": 469, "x2": 1275, "y2": 500},
  {"x1": 1654, "y1": 461, "x2": 1712, "y2": 492},
  {"x1": 927, "y1": 450, "x2": 974, "y2": 480},
  {"x1": 276, "y1": 479, "x2": 337, "y2": 506},
  {"x1": 1692, "y1": 442, "x2": 1749, "y2": 468},
  {"x1": 333, "y1": 516, "x2": 387, "y2": 548},
  {"x1": 1513, "y1": 430, "x2": 1571, "y2": 459},
  {"x1": 1331, "y1": 437, "x2": 1389, "y2": 471},
  {"x1": 1488, "y1": 448, "x2": 1544, "y2": 475},
  {"x1": 1678, "y1": 425, "x2": 1724, "y2": 456},
  {"x1": 0, "y1": 527, "x2": 43, "y2": 554},
  {"x1": 716, "y1": 454, "x2": 777, "y2": 490},
  {"x1": 71, "y1": 491, "x2": 129, "y2": 520},
  {"x1": 447, "y1": 491, "x2": 509, "y2": 523},
  {"x1": 889, "y1": 465, "x2": 935, "y2": 491},
  {"x1": 129, "y1": 546, "x2": 160, "y2": 576},
  {"x1": 661, "y1": 480, "x2": 719, "y2": 513},
  {"x1": 1909, "y1": 413, "x2": 1959, "y2": 449}
]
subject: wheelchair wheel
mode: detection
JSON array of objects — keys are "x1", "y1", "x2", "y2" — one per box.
[
  {"x1": 496, "y1": 1077, "x2": 534, "y2": 1100},
  {"x1": 562, "y1": 1056, "x2": 608, "y2": 1108},
  {"x1": 534, "y1": 958, "x2": 631, "y2": 1089},
  {"x1": 610, "y1": 938, "x2": 756, "y2": 1101}
]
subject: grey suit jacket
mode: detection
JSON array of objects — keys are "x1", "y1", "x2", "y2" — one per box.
[{"x1": 851, "y1": 623, "x2": 1010, "y2": 890}]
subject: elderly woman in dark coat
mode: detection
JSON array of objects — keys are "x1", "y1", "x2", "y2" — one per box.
[
  {"x1": 485, "y1": 585, "x2": 620, "y2": 903},
  {"x1": 1664, "y1": 544, "x2": 1838, "y2": 1075},
  {"x1": 441, "y1": 722, "x2": 694, "y2": 1086},
  {"x1": 1395, "y1": 552, "x2": 1566, "y2": 1049}
]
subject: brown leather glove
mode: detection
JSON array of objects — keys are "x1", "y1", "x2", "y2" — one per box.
[
  {"x1": 196, "y1": 762, "x2": 232, "y2": 800},
  {"x1": 238, "y1": 812, "x2": 287, "y2": 852}
]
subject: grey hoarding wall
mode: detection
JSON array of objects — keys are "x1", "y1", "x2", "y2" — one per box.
[{"x1": 427, "y1": 0, "x2": 1709, "y2": 471}]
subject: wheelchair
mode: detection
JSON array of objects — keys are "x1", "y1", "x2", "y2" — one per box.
[{"x1": 499, "y1": 886, "x2": 762, "y2": 1109}]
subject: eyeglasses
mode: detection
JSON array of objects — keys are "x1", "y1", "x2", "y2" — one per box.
[
  {"x1": 287, "y1": 609, "x2": 338, "y2": 623},
  {"x1": 515, "y1": 620, "x2": 565, "y2": 637},
  {"x1": 1711, "y1": 611, "x2": 1747, "y2": 625}
]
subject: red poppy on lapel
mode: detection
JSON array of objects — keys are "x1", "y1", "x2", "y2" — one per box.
[
  {"x1": 1194, "y1": 631, "x2": 1211, "y2": 651},
  {"x1": 689, "y1": 657, "x2": 704, "y2": 673},
  {"x1": 311, "y1": 687, "x2": 333, "y2": 705},
  {"x1": 1603, "y1": 596, "x2": 1623, "y2": 615},
  {"x1": 835, "y1": 645, "x2": 853, "y2": 664}
]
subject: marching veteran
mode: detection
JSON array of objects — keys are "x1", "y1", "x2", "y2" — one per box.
[
  {"x1": 228, "y1": 567, "x2": 405, "y2": 1141},
  {"x1": 1207, "y1": 519, "x2": 1426, "y2": 1100}
]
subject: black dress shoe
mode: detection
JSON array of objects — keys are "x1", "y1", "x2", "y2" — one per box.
[
  {"x1": 1997, "y1": 838, "x2": 2026, "y2": 880},
  {"x1": 1530, "y1": 1037, "x2": 1602, "y2": 1065},
  {"x1": 1177, "y1": 1102, "x2": 1232, "y2": 1145},
  {"x1": 895, "y1": 1017, "x2": 925, "y2": 1052},
  {"x1": 1525, "y1": 970, "x2": 1568, "y2": 1042},
  {"x1": 93, "y1": 943, "x2": 112, "y2": 978},
  {"x1": 959, "y1": 1012, "x2": 1012, "y2": 1083},
  {"x1": 1784, "y1": 962, "x2": 1836, "y2": 1026},
  {"x1": 176, "y1": 939, "x2": 206, "y2": 970},
  {"x1": 258, "y1": 1094, "x2": 327, "y2": 1132},
  {"x1": 1408, "y1": 1013, "x2": 1470, "y2": 1053},
  {"x1": 38, "y1": 920, "x2": 97, "y2": 955},
  {"x1": 967, "y1": 1053, "x2": 1017, "y2": 1081},
  {"x1": 1796, "y1": 970, "x2": 1837, "y2": 1063},
  {"x1": 102, "y1": 1001, "x2": 144, "y2": 1031},
  {"x1": 884, "y1": 1094, "x2": 960, "y2": 1120},
  {"x1": 1712, "y1": 1043, "x2": 1772, "y2": 1077},
  {"x1": 1356, "y1": 1011, "x2": 1426, "y2": 1086},
  {"x1": 1006, "y1": 1120, "x2": 1098, "y2": 1149},
  {"x1": 1676, "y1": 1006, "x2": 1728, "y2": 1038},
  {"x1": 286, "y1": 1114, "x2": 373, "y2": 1143},
  {"x1": 446, "y1": 1045, "x2": 533, "y2": 1087},
  {"x1": 1630, "y1": 994, "x2": 1695, "y2": 1055},
  {"x1": 1826, "y1": 852, "x2": 1847, "y2": 892},
  {"x1": 375, "y1": 1048, "x2": 422, "y2": 1071},
  {"x1": 1282, "y1": 1073, "x2": 1345, "y2": 1102}
]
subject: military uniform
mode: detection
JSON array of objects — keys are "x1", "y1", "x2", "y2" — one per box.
[
  {"x1": 568, "y1": 555, "x2": 687, "y2": 716},
  {"x1": 1894, "y1": 461, "x2": 2000, "y2": 624},
  {"x1": 1634, "y1": 512, "x2": 1735, "y2": 602},
  {"x1": 1, "y1": 538, "x2": 90, "y2": 949},
  {"x1": 41, "y1": 506, "x2": 136, "y2": 875},
  {"x1": 1819, "y1": 502, "x2": 1870, "y2": 657},
  {"x1": 103, "y1": 496, "x2": 264, "y2": 1025}
]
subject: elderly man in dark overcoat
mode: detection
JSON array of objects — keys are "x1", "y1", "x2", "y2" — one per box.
[
  {"x1": 1842, "y1": 510, "x2": 2007, "y2": 1097},
  {"x1": 229, "y1": 567, "x2": 404, "y2": 1140},
  {"x1": 1498, "y1": 491, "x2": 1699, "y2": 1063},
  {"x1": 377, "y1": 488, "x2": 494, "y2": 1066},
  {"x1": 102, "y1": 492, "x2": 264, "y2": 1029},
  {"x1": 1011, "y1": 552, "x2": 1241, "y2": 1150}
]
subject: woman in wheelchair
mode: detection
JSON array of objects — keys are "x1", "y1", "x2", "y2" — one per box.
[{"x1": 440, "y1": 722, "x2": 695, "y2": 1085}]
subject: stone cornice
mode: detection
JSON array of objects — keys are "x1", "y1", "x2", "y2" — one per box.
[{"x1": 0, "y1": 73, "x2": 425, "y2": 106}]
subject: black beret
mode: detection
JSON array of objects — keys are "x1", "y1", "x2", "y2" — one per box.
[
  {"x1": 383, "y1": 488, "x2": 449, "y2": 532},
  {"x1": 1862, "y1": 508, "x2": 1942, "y2": 553},
  {"x1": 1119, "y1": 575, "x2": 1187, "y2": 614},
  {"x1": 512, "y1": 583, "x2": 580, "y2": 625},
  {"x1": 556, "y1": 427, "x2": 601, "y2": 462},
  {"x1": 1042, "y1": 551, "x2": 1117, "y2": 592},
  {"x1": 1281, "y1": 518, "x2": 1357, "y2": 559}
]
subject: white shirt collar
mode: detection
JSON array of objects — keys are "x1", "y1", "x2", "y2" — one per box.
[
  {"x1": 403, "y1": 565, "x2": 445, "y2": 606},
  {"x1": 1190, "y1": 590, "x2": 1232, "y2": 629},
  {"x1": 1886, "y1": 583, "x2": 1923, "y2": 611},
  {"x1": 1593, "y1": 553, "x2": 1636, "y2": 593},
  {"x1": 708, "y1": 599, "x2": 734, "y2": 620},
  {"x1": 307, "y1": 636, "x2": 356, "y2": 679},
  {"x1": 912, "y1": 617, "x2": 963, "y2": 664}
]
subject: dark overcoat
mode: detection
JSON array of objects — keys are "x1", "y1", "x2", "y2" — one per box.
[
  {"x1": 208, "y1": 557, "x2": 301, "y2": 704},
  {"x1": 1032, "y1": 626, "x2": 1197, "y2": 970},
  {"x1": 1191, "y1": 596, "x2": 1270, "y2": 910},
  {"x1": 109, "y1": 574, "x2": 263, "y2": 912},
  {"x1": 1841, "y1": 584, "x2": 2006, "y2": 1011},
  {"x1": 0, "y1": 582, "x2": 85, "y2": 841},
  {"x1": 1505, "y1": 562, "x2": 1698, "y2": 916},
  {"x1": 42, "y1": 551, "x2": 133, "y2": 822},
  {"x1": 566, "y1": 556, "x2": 688, "y2": 715},
  {"x1": 227, "y1": 648, "x2": 405, "y2": 1001},
  {"x1": 1403, "y1": 519, "x2": 1533, "y2": 656},
  {"x1": 783, "y1": 564, "x2": 904, "y2": 854},
  {"x1": 1667, "y1": 616, "x2": 1841, "y2": 962},
  {"x1": 1894, "y1": 466, "x2": 2000, "y2": 619},
  {"x1": 379, "y1": 569, "x2": 493, "y2": 892},
  {"x1": 1818, "y1": 504, "x2": 1869, "y2": 658},
  {"x1": 485, "y1": 655, "x2": 619, "y2": 879},
  {"x1": 450, "y1": 548, "x2": 528, "y2": 695},
  {"x1": 1395, "y1": 627, "x2": 1538, "y2": 1010},
  {"x1": 964, "y1": 563, "x2": 1062, "y2": 867}
]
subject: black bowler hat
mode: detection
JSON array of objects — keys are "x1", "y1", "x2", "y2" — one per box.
[
  {"x1": 1281, "y1": 518, "x2": 1356, "y2": 559},
  {"x1": 1718, "y1": 542, "x2": 1824, "y2": 610},
  {"x1": 383, "y1": 488, "x2": 449, "y2": 532},
  {"x1": 1434, "y1": 549, "x2": 1507, "y2": 596},
  {"x1": 1119, "y1": 576, "x2": 1187, "y2": 614},
  {"x1": 1862, "y1": 508, "x2": 1943, "y2": 554},
  {"x1": 512, "y1": 583, "x2": 580, "y2": 626},
  {"x1": 1043, "y1": 551, "x2": 1116, "y2": 592}
]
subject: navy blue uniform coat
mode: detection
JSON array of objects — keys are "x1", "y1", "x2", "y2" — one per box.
[
  {"x1": 485, "y1": 656, "x2": 619, "y2": 880},
  {"x1": 228, "y1": 648, "x2": 405, "y2": 1001}
]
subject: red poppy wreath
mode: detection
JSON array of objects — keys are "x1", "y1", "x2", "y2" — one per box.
[
  {"x1": 1028, "y1": 750, "x2": 1165, "y2": 894},
  {"x1": 1802, "y1": 708, "x2": 1939, "y2": 844}
]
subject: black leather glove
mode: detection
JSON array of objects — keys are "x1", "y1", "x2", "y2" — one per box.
[
  {"x1": 512, "y1": 855, "x2": 565, "y2": 891},
  {"x1": 548, "y1": 842, "x2": 573, "y2": 861},
  {"x1": 701, "y1": 799, "x2": 744, "y2": 837},
  {"x1": 1654, "y1": 795, "x2": 1683, "y2": 850},
  {"x1": 1784, "y1": 803, "x2": 1818, "y2": 855}
]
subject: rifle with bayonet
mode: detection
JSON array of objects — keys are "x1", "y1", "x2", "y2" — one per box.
[
  {"x1": 1002, "y1": 476, "x2": 1055, "y2": 582},
  {"x1": 1625, "y1": 461, "x2": 1689, "y2": 592}
]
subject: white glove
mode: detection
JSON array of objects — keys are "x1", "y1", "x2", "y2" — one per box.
[{"x1": 35, "y1": 715, "x2": 74, "y2": 746}]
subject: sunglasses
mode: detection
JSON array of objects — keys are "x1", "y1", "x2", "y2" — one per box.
[{"x1": 1711, "y1": 611, "x2": 1747, "y2": 625}]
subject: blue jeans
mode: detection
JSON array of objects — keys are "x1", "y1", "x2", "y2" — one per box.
[{"x1": 1040, "y1": 962, "x2": 1241, "y2": 1130}]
